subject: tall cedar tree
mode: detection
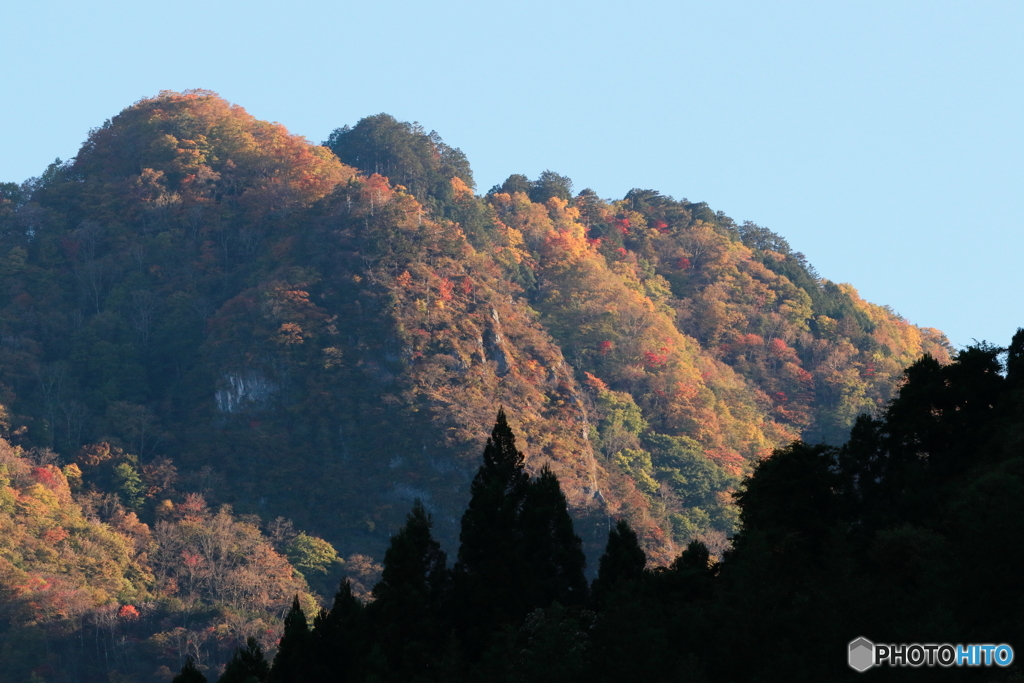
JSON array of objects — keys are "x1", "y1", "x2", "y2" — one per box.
[
  {"x1": 455, "y1": 407, "x2": 532, "y2": 649},
  {"x1": 217, "y1": 638, "x2": 269, "y2": 683},
  {"x1": 454, "y1": 409, "x2": 587, "y2": 655},
  {"x1": 310, "y1": 580, "x2": 365, "y2": 683},
  {"x1": 591, "y1": 519, "x2": 647, "y2": 605},
  {"x1": 519, "y1": 467, "x2": 588, "y2": 608},
  {"x1": 172, "y1": 658, "x2": 207, "y2": 683},
  {"x1": 368, "y1": 499, "x2": 450, "y2": 682},
  {"x1": 267, "y1": 596, "x2": 311, "y2": 683}
]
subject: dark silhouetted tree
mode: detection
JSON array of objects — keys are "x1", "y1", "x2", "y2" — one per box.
[
  {"x1": 217, "y1": 637, "x2": 269, "y2": 683},
  {"x1": 173, "y1": 657, "x2": 207, "y2": 683},
  {"x1": 454, "y1": 408, "x2": 531, "y2": 651},
  {"x1": 268, "y1": 596, "x2": 311, "y2": 683},
  {"x1": 368, "y1": 499, "x2": 450, "y2": 681},
  {"x1": 310, "y1": 580, "x2": 365, "y2": 683},
  {"x1": 591, "y1": 519, "x2": 646, "y2": 605},
  {"x1": 520, "y1": 467, "x2": 588, "y2": 608}
]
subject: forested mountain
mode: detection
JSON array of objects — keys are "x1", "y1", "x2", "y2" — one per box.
[
  {"x1": 237, "y1": 337, "x2": 1016, "y2": 683},
  {"x1": 0, "y1": 90, "x2": 955, "y2": 680}
]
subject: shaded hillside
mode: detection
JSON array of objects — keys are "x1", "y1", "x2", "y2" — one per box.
[
  {"x1": 229, "y1": 335, "x2": 1022, "y2": 683},
  {"x1": 0, "y1": 91, "x2": 949, "y2": 571}
]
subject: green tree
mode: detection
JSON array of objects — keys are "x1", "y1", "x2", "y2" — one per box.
[
  {"x1": 286, "y1": 532, "x2": 341, "y2": 578},
  {"x1": 491, "y1": 173, "x2": 532, "y2": 196},
  {"x1": 529, "y1": 170, "x2": 573, "y2": 203},
  {"x1": 324, "y1": 114, "x2": 473, "y2": 210},
  {"x1": 113, "y1": 461, "x2": 145, "y2": 510}
]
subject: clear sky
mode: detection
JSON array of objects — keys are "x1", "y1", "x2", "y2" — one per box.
[{"x1": 2, "y1": 0, "x2": 1021, "y2": 348}]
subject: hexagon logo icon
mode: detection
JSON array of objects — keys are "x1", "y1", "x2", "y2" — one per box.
[{"x1": 849, "y1": 637, "x2": 875, "y2": 672}]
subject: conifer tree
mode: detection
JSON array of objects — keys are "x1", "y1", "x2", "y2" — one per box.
[
  {"x1": 217, "y1": 638, "x2": 269, "y2": 683},
  {"x1": 310, "y1": 580, "x2": 365, "y2": 683},
  {"x1": 591, "y1": 519, "x2": 647, "y2": 605},
  {"x1": 369, "y1": 499, "x2": 450, "y2": 681},
  {"x1": 268, "y1": 596, "x2": 311, "y2": 683},
  {"x1": 454, "y1": 409, "x2": 587, "y2": 656},
  {"x1": 173, "y1": 657, "x2": 207, "y2": 683},
  {"x1": 520, "y1": 467, "x2": 588, "y2": 608},
  {"x1": 454, "y1": 408, "x2": 532, "y2": 650}
]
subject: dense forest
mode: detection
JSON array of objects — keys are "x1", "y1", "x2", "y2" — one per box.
[
  {"x1": 0, "y1": 90, "x2": 982, "y2": 681},
  {"x1": 179, "y1": 343, "x2": 1023, "y2": 682}
]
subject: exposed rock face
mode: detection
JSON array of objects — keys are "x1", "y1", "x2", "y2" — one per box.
[{"x1": 215, "y1": 372, "x2": 278, "y2": 413}]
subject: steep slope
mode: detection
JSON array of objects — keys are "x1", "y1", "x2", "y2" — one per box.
[{"x1": 0, "y1": 90, "x2": 950, "y2": 572}]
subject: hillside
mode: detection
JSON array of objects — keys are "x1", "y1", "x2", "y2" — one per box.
[
  {"x1": 0, "y1": 90, "x2": 953, "y2": 678},
  {"x1": 0, "y1": 90, "x2": 949, "y2": 554}
]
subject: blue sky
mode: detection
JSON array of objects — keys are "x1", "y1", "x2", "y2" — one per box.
[{"x1": 2, "y1": 0, "x2": 1021, "y2": 348}]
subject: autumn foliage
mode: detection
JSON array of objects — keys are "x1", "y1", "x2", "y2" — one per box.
[{"x1": 0, "y1": 92, "x2": 958, "y2": 680}]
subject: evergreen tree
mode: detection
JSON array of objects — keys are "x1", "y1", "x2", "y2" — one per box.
[
  {"x1": 454, "y1": 408, "x2": 532, "y2": 651},
  {"x1": 1006, "y1": 328, "x2": 1024, "y2": 387},
  {"x1": 492, "y1": 173, "x2": 532, "y2": 196},
  {"x1": 368, "y1": 499, "x2": 450, "y2": 681},
  {"x1": 454, "y1": 410, "x2": 589, "y2": 657},
  {"x1": 520, "y1": 467, "x2": 588, "y2": 608},
  {"x1": 217, "y1": 638, "x2": 269, "y2": 683},
  {"x1": 529, "y1": 170, "x2": 573, "y2": 203},
  {"x1": 591, "y1": 519, "x2": 646, "y2": 605},
  {"x1": 173, "y1": 657, "x2": 207, "y2": 683},
  {"x1": 268, "y1": 596, "x2": 311, "y2": 683},
  {"x1": 310, "y1": 580, "x2": 365, "y2": 683},
  {"x1": 324, "y1": 113, "x2": 473, "y2": 211}
]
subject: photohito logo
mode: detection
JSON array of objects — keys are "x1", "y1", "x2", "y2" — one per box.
[{"x1": 848, "y1": 637, "x2": 1014, "y2": 671}]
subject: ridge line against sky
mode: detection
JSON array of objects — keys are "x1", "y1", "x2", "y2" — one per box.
[{"x1": 2, "y1": 0, "x2": 1021, "y2": 348}]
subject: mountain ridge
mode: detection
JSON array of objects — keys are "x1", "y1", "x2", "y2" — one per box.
[{"x1": 0, "y1": 90, "x2": 951, "y2": 562}]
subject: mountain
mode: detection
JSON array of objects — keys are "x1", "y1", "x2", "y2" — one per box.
[{"x1": 0, "y1": 90, "x2": 952, "y2": 678}]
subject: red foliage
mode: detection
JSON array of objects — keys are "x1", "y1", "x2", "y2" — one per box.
[
  {"x1": 178, "y1": 493, "x2": 207, "y2": 518},
  {"x1": 654, "y1": 220, "x2": 669, "y2": 233},
  {"x1": 675, "y1": 257, "x2": 691, "y2": 270},
  {"x1": 119, "y1": 604, "x2": 140, "y2": 620},
  {"x1": 32, "y1": 466, "x2": 57, "y2": 488},
  {"x1": 768, "y1": 338, "x2": 789, "y2": 355},
  {"x1": 616, "y1": 247, "x2": 628, "y2": 257},
  {"x1": 643, "y1": 351, "x2": 669, "y2": 369},
  {"x1": 615, "y1": 218, "x2": 630, "y2": 235},
  {"x1": 42, "y1": 527, "x2": 70, "y2": 544},
  {"x1": 20, "y1": 575, "x2": 51, "y2": 593},
  {"x1": 438, "y1": 278, "x2": 454, "y2": 301},
  {"x1": 599, "y1": 340, "x2": 614, "y2": 355}
]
